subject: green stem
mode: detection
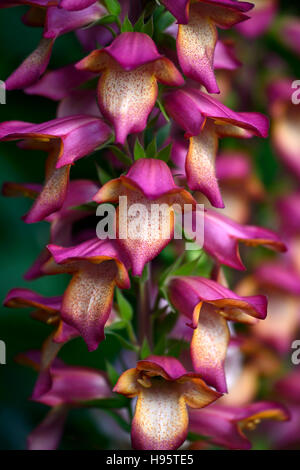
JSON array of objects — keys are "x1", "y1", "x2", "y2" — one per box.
[{"x1": 138, "y1": 264, "x2": 152, "y2": 347}]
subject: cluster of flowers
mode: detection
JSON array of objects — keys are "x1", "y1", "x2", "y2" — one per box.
[{"x1": 2, "y1": 0, "x2": 300, "y2": 450}]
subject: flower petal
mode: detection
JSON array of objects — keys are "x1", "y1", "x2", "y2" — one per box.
[
  {"x1": 214, "y1": 40, "x2": 241, "y2": 70},
  {"x1": 59, "y1": 0, "x2": 98, "y2": 11},
  {"x1": 177, "y1": 7, "x2": 219, "y2": 93},
  {"x1": 189, "y1": 400, "x2": 288, "y2": 450},
  {"x1": 25, "y1": 65, "x2": 93, "y2": 101},
  {"x1": 176, "y1": 2, "x2": 251, "y2": 92},
  {"x1": 44, "y1": 3, "x2": 106, "y2": 39},
  {"x1": 36, "y1": 364, "x2": 112, "y2": 406},
  {"x1": 5, "y1": 38, "x2": 54, "y2": 90},
  {"x1": 160, "y1": 0, "x2": 190, "y2": 24},
  {"x1": 27, "y1": 405, "x2": 68, "y2": 451},
  {"x1": 59, "y1": 261, "x2": 118, "y2": 350},
  {"x1": 24, "y1": 154, "x2": 71, "y2": 223},
  {"x1": 77, "y1": 33, "x2": 183, "y2": 143},
  {"x1": 165, "y1": 87, "x2": 269, "y2": 138},
  {"x1": 168, "y1": 276, "x2": 268, "y2": 322},
  {"x1": 3, "y1": 288, "x2": 61, "y2": 313},
  {"x1": 191, "y1": 305, "x2": 230, "y2": 393},
  {"x1": 186, "y1": 126, "x2": 224, "y2": 207},
  {"x1": 236, "y1": 0, "x2": 277, "y2": 38},
  {"x1": 131, "y1": 380, "x2": 189, "y2": 450},
  {"x1": 202, "y1": 209, "x2": 286, "y2": 269}
]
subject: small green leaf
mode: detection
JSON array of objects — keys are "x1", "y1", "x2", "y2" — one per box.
[
  {"x1": 172, "y1": 254, "x2": 204, "y2": 277},
  {"x1": 106, "y1": 361, "x2": 120, "y2": 387},
  {"x1": 134, "y1": 138, "x2": 146, "y2": 160},
  {"x1": 95, "y1": 164, "x2": 111, "y2": 185},
  {"x1": 133, "y1": 12, "x2": 145, "y2": 32},
  {"x1": 116, "y1": 288, "x2": 133, "y2": 322},
  {"x1": 155, "y1": 11, "x2": 175, "y2": 32},
  {"x1": 108, "y1": 145, "x2": 132, "y2": 165},
  {"x1": 153, "y1": 335, "x2": 166, "y2": 355},
  {"x1": 104, "y1": 0, "x2": 121, "y2": 16},
  {"x1": 105, "y1": 330, "x2": 139, "y2": 352},
  {"x1": 121, "y1": 15, "x2": 134, "y2": 32},
  {"x1": 146, "y1": 138, "x2": 157, "y2": 158},
  {"x1": 156, "y1": 143, "x2": 172, "y2": 162},
  {"x1": 159, "y1": 252, "x2": 185, "y2": 287},
  {"x1": 142, "y1": 17, "x2": 154, "y2": 37},
  {"x1": 156, "y1": 99, "x2": 170, "y2": 122},
  {"x1": 166, "y1": 339, "x2": 188, "y2": 358},
  {"x1": 83, "y1": 395, "x2": 129, "y2": 409},
  {"x1": 140, "y1": 264, "x2": 150, "y2": 283},
  {"x1": 156, "y1": 122, "x2": 171, "y2": 148},
  {"x1": 105, "y1": 320, "x2": 128, "y2": 331},
  {"x1": 96, "y1": 14, "x2": 117, "y2": 25},
  {"x1": 140, "y1": 337, "x2": 151, "y2": 359}
]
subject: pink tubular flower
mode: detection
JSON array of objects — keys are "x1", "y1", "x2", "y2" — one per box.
[
  {"x1": 76, "y1": 32, "x2": 184, "y2": 144},
  {"x1": 4, "y1": 1, "x2": 106, "y2": 90},
  {"x1": 165, "y1": 87, "x2": 269, "y2": 207},
  {"x1": 4, "y1": 288, "x2": 79, "y2": 397},
  {"x1": 202, "y1": 209, "x2": 286, "y2": 270},
  {"x1": 93, "y1": 158, "x2": 196, "y2": 276},
  {"x1": 46, "y1": 238, "x2": 130, "y2": 351},
  {"x1": 113, "y1": 355, "x2": 221, "y2": 450},
  {"x1": 2, "y1": 179, "x2": 99, "y2": 279},
  {"x1": 0, "y1": 117, "x2": 111, "y2": 223},
  {"x1": 236, "y1": 0, "x2": 277, "y2": 38},
  {"x1": 17, "y1": 351, "x2": 111, "y2": 450},
  {"x1": 25, "y1": 65, "x2": 93, "y2": 101},
  {"x1": 168, "y1": 276, "x2": 268, "y2": 393},
  {"x1": 189, "y1": 401, "x2": 289, "y2": 449},
  {"x1": 161, "y1": 0, "x2": 253, "y2": 93}
]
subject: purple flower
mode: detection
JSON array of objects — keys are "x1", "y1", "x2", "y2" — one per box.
[
  {"x1": 165, "y1": 87, "x2": 268, "y2": 207},
  {"x1": 0, "y1": 117, "x2": 111, "y2": 222},
  {"x1": 77, "y1": 32, "x2": 184, "y2": 144},
  {"x1": 113, "y1": 355, "x2": 221, "y2": 450}
]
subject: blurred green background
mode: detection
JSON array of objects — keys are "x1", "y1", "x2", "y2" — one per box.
[{"x1": 0, "y1": 1, "x2": 299, "y2": 450}]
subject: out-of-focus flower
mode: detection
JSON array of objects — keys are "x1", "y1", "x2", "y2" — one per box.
[
  {"x1": 17, "y1": 351, "x2": 111, "y2": 450},
  {"x1": 236, "y1": 0, "x2": 277, "y2": 38},
  {"x1": 76, "y1": 32, "x2": 184, "y2": 144},
  {"x1": 0, "y1": 117, "x2": 111, "y2": 222},
  {"x1": 93, "y1": 158, "x2": 196, "y2": 276},
  {"x1": 277, "y1": 192, "x2": 300, "y2": 275},
  {"x1": 280, "y1": 17, "x2": 300, "y2": 57},
  {"x1": 161, "y1": 0, "x2": 253, "y2": 93},
  {"x1": 215, "y1": 151, "x2": 265, "y2": 223},
  {"x1": 189, "y1": 401, "x2": 288, "y2": 449},
  {"x1": 269, "y1": 369, "x2": 300, "y2": 449},
  {"x1": 46, "y1": 238, "x2": 130, "y2": 351},
  {"x1": 165, "y1": 87, "x2": 269, "y2": 207},
  {"x1": 113, "y1": 355, "x2": 221, "y2": 450},
  {"x1": 168, "y1": 275, "x2": 268, "y2": 392},
  {"x1": 236, "y1": 262, "x2": 300, "y2": 353},
  {"x1": 269, "y1": 78, "x2": 300, "y2": 179}
]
